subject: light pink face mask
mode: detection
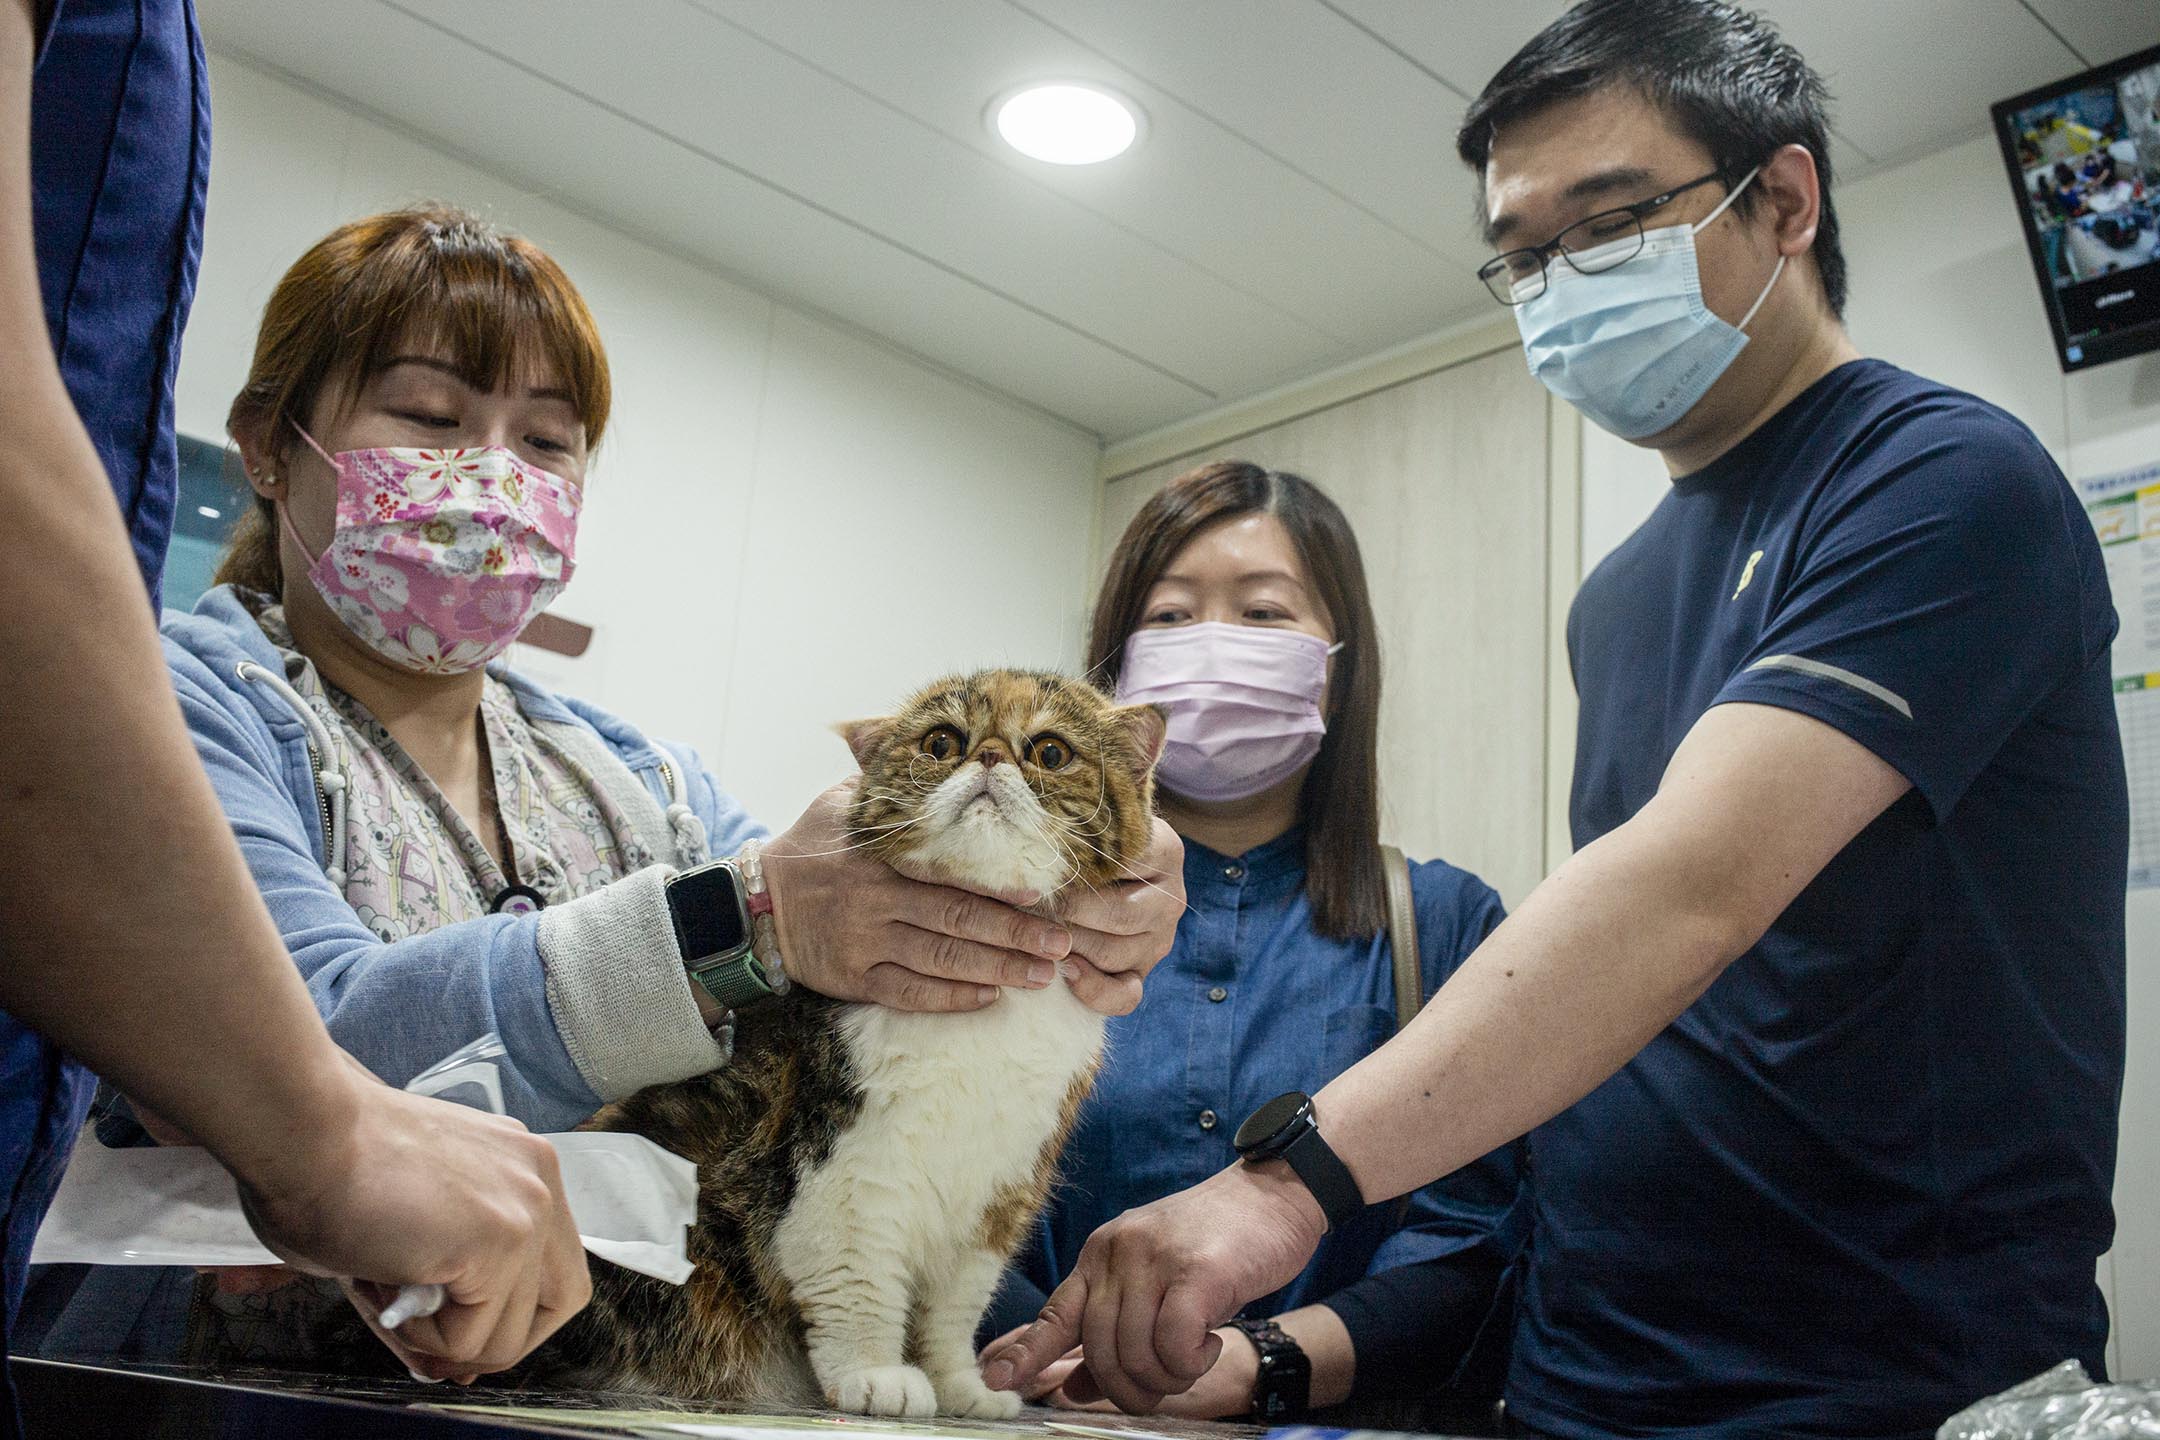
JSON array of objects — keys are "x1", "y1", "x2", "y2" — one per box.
[
  {"x1": 1114, "y1": 622, "x2": 1340, "y2": 803},
  {"x1": 282, "y1": 428, "x2": 581, "y2": 674}
]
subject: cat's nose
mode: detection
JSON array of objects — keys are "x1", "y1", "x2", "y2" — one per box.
[{"x1": 975, "y1": 744, "x2": 1010, "y2": 769}]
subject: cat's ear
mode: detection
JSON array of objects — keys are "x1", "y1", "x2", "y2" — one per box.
[
  {"x1": 1111, "y1": 703, "x2": 1168, "y2": 769},
  {"x1": 833, "y1": 717, "x2": 898, "y2": 771}
]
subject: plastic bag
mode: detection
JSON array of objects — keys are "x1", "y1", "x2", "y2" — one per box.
[
  {"x1": 31, "y1": 1034, "x2": 699, "y2": 1285},
  {"x1": 1937, "y1": 1360, "x2": 2160, "y2": 1440},
  {"x1": 403, "y1": 1032, "x2": 510, "y2": 1116}
]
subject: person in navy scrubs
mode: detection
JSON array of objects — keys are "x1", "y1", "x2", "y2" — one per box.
[
  {"x1": 1, "y1": 2, "x2": 594, "y2": 1425},
  {"x1": 994, "y1": 4, "x2": 2126, "y2": 1438}
]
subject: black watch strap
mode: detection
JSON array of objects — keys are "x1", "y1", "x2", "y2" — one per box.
[
  {"x1": 1229, "y1": 1317, "x2": 1310, "y2": 1421},
  {"x1": 1236, "y1": 1093, "x2": 1365, "y2": 1232},
  {"x1": 1279, "y1": 1121, "x2": 1364, "y2": 1232}
]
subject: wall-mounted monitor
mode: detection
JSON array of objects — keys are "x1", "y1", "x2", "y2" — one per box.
[{"x1": 1991, "y1": 41, "x2": 2160, "y2": 372}]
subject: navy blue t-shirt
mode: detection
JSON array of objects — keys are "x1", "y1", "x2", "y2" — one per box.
[{"x1": 1511, "y1": 360, "x2": 2127, "y2": 1440}]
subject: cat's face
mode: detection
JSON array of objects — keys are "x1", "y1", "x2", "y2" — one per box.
[{"x1": 841, "y1": 670, "x2": 1165, "y2": 900}]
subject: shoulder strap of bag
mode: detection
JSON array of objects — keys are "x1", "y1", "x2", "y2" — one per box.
[
  {"x1": 1379, "y1": 843, "x2": 1422, "y2": 1226},
  {"x1": 1380, "y1": 843, "x2": 1423, "y2": 1033}
]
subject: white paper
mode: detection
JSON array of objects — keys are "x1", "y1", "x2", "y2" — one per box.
[
  {"x1": 30, "y1": 1129, "x2": 698, "y2": 1286},
  {"x1": 2082, "y1": 460, "x2": 2160, "y2": 890}
]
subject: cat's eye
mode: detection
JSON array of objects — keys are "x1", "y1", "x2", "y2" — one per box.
[
  {"x1": 1026, "y1": 734, "x2": 1073, "y2": 771},
  {"x1": 920, "y1": 726, "x2": 966, "y2": 762}
]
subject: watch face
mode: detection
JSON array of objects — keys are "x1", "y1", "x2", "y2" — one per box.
[
  {"x1": 672, "y1": 864, "x2": 751, "y2": 960},
  {"x1": 1234, "y1": 1091, "x2": 1313, "y2": 1156}
]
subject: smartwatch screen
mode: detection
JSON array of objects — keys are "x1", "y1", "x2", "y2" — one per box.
[{"x1": 673, "y1": 867, "x2": 750, "y2": 960}]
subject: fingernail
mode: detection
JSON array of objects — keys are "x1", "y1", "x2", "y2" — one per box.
[
  {"x1": 1037, "y1": 929, "x2": 1071, "y2": 960},
  {"x1": 1026, "y1": 960, "x2": 1055, "y2": 987},
  {"x1": 977, "y1": 986, "x2": 1000, "y2": 1006},
  {"x1": 406, "y1": 1367, "x2": 444, "y2": 1386},
  {"x1": 985, "y1": 1360, "x2": 1014, "y2": 1390}
]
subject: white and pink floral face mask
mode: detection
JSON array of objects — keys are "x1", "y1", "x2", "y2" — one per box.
[{"x1": 281, "y1": 427, "x2": 580, "y2": 675}]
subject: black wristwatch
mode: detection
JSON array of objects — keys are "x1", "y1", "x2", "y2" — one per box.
[
  {"x1": 1228, "y1": 1317, "x2": 1310, "y2": 1421},
  {"x1": 664, "y1": 860, "x2": 781, "y2": 1013},
  {"x1": 1233, "y1": 1091, "x2": 1365, "y2": 1232}
]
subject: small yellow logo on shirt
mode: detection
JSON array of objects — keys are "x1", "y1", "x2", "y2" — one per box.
[{"x1": 1733, "y1": 549, "x2": 1764, "y2": 600}]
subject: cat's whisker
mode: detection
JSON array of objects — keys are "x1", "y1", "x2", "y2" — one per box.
[
  {"x1": 1058, "y1": 829, "x2": 1195, "y2": 918},
  {"x1": 781, "y1": 814, "x2": 936, "y2": 861}
]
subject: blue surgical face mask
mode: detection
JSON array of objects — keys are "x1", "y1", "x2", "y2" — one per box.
[{"x1": 1512, "y1": 167, "x2": 1787, "y2": 440}]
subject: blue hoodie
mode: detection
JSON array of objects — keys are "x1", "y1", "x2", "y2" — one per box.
[{"x1": 159, "y1": 587, "x2": 766, "y2": 1133}]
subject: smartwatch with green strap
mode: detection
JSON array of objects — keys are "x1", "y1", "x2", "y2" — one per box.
[{"x1": 664, "y1": 858, "x2": 782, "y2": 1013}]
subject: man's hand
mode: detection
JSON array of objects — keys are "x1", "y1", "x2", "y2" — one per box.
[
  {"x1": 1055, "y1": 816, "x2": 1184, "y2": 1016},
  {"x1": 978, "y1": 1325, "x2": 1082, "y2": 1403},
  {"x1": 761, "y1": 783, "x2": 1173, "y2": 1016},
  {"x1": 239, "y1": 1062, "x2": 591, "y2": 1384},
  {"x1": 986, "y1": 1325, "x2": 1261, "y2": 1418},
  {"x1": 987, "y1": 1162, "x2": 1327, "y2": 1413}
]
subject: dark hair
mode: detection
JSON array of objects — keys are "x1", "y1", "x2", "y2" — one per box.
[
  {"x1": 1088, "y1": 461, "x2": 1385, "y2": 940},
  {"x1": 216, "y1": 204, "x2": 612, "y2": 594},
  {"x1": 1455, "y1": 0, "x2": 1846, "y2": 317}
]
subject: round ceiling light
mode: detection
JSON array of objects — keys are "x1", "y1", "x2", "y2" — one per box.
[{"x1": 991, "y1": 82, "x2": 1141, "y2": 165}]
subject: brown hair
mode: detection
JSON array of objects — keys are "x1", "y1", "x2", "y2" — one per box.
[
  {"x1": 1087, "y1": 460, "x2": 1386, "y2": 939},
  {"x1": 215, "y1": 204, "x2": 612, "y2": 594}
]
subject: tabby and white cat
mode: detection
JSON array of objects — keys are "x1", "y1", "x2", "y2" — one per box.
[{"x1": 539, "y1": 670, "x2": 1165, "y2": 1417}]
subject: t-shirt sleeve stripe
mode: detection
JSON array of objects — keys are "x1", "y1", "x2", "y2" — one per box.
[{"x1": 1745, "y1": 654, "x2": 1913, "y2": 720}]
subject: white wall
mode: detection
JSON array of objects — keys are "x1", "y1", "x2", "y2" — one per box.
[
  {"x1": 178, "y1": 53, "x2": 1101, "y2": 830},
  {"x1": 1577, "y1": 133, "x2": 2160, "y2": 1380}
]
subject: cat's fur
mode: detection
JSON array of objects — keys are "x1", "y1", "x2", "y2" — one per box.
[{"x1": 535, "y1": 670, "x2": 1164, "y2": 1417}]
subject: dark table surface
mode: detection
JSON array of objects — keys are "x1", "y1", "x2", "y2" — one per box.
[{"x1": 10, "y1": 1356, "x2": 1280, "y2": 1440}]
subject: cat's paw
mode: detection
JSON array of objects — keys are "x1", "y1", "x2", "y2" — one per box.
[
  {"x1": 830, "y1": 1365, "x2": 937, "y2": 1418},
  {"x1": 933, "y1": 1371, "x2": 1024, "y2": 1420}
]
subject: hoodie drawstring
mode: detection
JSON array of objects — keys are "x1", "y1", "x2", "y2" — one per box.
[{"x1": 235, "y1": 660, "x2": 350, "y2": 889}]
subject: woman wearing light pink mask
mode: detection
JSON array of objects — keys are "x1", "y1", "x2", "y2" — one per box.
[
  {"x1": 980, "y1": 461, "x2": 1523, "y2": 1431},
  {"x1": 19, "y1": 205, "x2": 1184, "y2": 1371}
]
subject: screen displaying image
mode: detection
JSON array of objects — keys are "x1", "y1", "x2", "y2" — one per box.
[{"x1": 1994, "y1": 44, "x2": 2160, "y2": 371}]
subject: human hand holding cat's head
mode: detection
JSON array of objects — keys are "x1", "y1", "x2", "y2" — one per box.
[
  {"x1": 1050, "y1": 816, "x2": 1186, "y2": 1017},
  {"x1": 761, "y1": 674, "x2": 1167, "y2": 1015},
  {"x1": 761, "y1": 781, "x2": 1074, "y2": 1012}
]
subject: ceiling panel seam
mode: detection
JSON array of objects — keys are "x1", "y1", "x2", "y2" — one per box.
[
  {"x1": 1311, "y1": 0, "x2": 1474, "y2": 103},
  {"x1": 376, "y1": 0, "x2": 1220, "y2": 402},
  {"x1": 1002, "y1": 0, "x2": 1463, "y2": 264},
  {"x1": 1830, "y1": 125, "x2": 1882, "y2": 166},
  {"x1": 680, "y1": 0, "x2": 1352, "y2": 349},
  {"x1": 2013, "y1": 0, "x2": 2092, "y2": 68},
  {"x1": 209, "y1": 42, "x2": 1110, "y2": 443}
]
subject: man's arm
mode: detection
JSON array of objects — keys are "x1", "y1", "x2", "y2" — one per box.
[
  {"x1": 1317, "y1": 700, "x2": 1907, "y2": 1198},
  {"x1": 995, "y1": 701, "x2": 1908, "y2": 1411},
  {"x1": 0, "y1": 0, "x2": 587, "y2": 1380}
]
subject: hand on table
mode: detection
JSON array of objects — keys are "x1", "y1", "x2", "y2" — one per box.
[
  {"x1": 986, "y1": 1162, "x2": 1327, "y2": 1413},
  {"x1": 761, "y1": 784, "x2": 1184, "y2": 1017},
  {"x1": 979, "y1": 1323, "x2": 1259, "y2": 1419},
  {"x1": 234, "y1": 1057, "x2": 591, "y2": 1384}
]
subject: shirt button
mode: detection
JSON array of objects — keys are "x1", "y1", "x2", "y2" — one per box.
[
  {"x1": 1223, "y1": 864, "x2": 1244, "y2": 880},
  {"x1": 1209, "y1": 986, "x2": 1227, "y2": 1003},
  {"x1": 1198, "y1": 1109, "x2": 1218, "y2": 1131}
]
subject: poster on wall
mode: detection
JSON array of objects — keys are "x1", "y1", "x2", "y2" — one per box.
[{"x1": 2082, "y1": 458, "x2": 2160, "y2": 889}]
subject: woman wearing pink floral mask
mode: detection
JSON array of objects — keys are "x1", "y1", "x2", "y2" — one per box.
[
  {"x1": 19, "y1": 205, "x2": 1183, "y2": 1371},
  {"x1": 979, "y1": 461, "x2": 1522, "y2": 1433}
]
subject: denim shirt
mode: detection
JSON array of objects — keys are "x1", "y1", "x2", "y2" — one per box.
[{"x1": 989, "y1": 829, "x2": 1526, "y2": 1396}]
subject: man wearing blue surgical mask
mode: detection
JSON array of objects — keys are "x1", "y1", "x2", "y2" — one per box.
[{"x1": 993, "y1": 3, "x2": 2127, "y2": 1437}]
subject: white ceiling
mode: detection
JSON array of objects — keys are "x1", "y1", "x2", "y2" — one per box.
[{"x1": 203, "y1": 0, "x2": 2159, "y2": 443}]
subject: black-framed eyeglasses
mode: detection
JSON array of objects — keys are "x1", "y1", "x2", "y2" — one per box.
[{"x1": 1477, "y1": 168, "x2": 1736, "y2": 305}]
